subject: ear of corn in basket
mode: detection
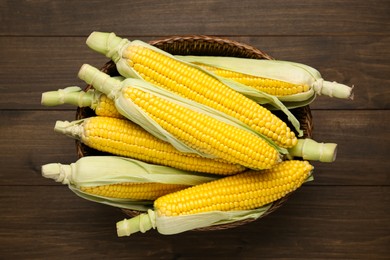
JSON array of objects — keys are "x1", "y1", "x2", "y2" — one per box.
[
  {"x1": 41, "y1": 156, "x2": 219, "y2": 210},
  {"x1": 115, "y1": 160, "x2": 314, "y2": 236},
  {"x1": 54, "y1": 116, "x2": 246, "y2": 175},
  {"x1": 76, "y1": 64, "x2": 337, "y2": 164},
  {"x1": 85, "y1": 31, "x2": 303, "y2": 145},
  {"x1": 175, "y1": 55, "x2": 354, "y2": 108},
  {"x1": 77, "y1": 63, "x2": 286, "y2": 170}
]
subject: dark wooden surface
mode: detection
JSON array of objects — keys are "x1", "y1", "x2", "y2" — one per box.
[{"x1": 0, "y1": 1, "x2": 389, "y2": 259}]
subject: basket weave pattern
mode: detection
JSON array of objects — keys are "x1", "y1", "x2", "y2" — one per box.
[{"x1": 76, "y1": 35, "x2": 313, "y2": 231}]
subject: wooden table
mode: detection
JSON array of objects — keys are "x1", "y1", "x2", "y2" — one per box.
[{"x1": 1, "y1": 1, "x2": 389, "y2": 259}]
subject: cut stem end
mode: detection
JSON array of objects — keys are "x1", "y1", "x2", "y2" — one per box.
[
  {"x1": 78, "y1": 64, "x2": 120, "y2": 98},
  {"x1": 321, "y1": 81, "x2": 354, "y2": 99},
  {"x1": 288, "y1": 138, "x2": 338, "y2": 163},
  {"x1": 116, "y1": 212, "x2": 155, "y2": 237},
  {"x1": 41, "y1": 163, "x2": 72, "y2": 184},
  {"x1": 41, "y1": 87, "x2": 95, "y2": 108},
  {"x1": 54, "y1": 120, "x2": 84, "y2": 140}
]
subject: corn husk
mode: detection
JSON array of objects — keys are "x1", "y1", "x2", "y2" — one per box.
[
  {"x1": 176, "y1": 55, "x2": 354, "y2": 106},
  {"x1": 41, "y1": 156, "x2": 218, "y2": 210}
]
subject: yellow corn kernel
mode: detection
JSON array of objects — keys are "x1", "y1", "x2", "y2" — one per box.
[
  {"x1": 123, "y1": 45, "x2": 297, "y2": 148},
  {"x1": 198, "y1": 64, "x2": 310, "y2": 96},
  {"x1": 154, "y1": 160, "x2": 313, "y2": 216},
  {"x1": 95, "y1": 94, "x2": 123, "y2": 118},
  {"x1": 80, "y1": 182, "x2": 190, "y2": 200},
  {"x1": 123, "y1": 87, "x2": 280, "y2": 170},
  {"x1": 59, "y1": 116, "x2": 246, "y2": 175}
]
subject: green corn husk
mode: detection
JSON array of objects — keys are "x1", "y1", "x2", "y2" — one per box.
[
  {"x1": 175, "y1": 55, "x2": 354, "y2": 108},
  {"x1": 117, "y1": 207, "x2": 273, "y2": 236},
  {"x1": 41, "y1": 156, "x2": 219, "y2": 211},
  {"x1": 85, "y1": 31, "x2": 303, "y2": 136}
]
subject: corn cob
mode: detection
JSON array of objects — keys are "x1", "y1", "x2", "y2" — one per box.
[
  {"x1": 79, "y1": 182, "x2": 189, "y2": 200},
  {"x1": 76, "y1": 65, "x2": 338, "y2": 164},
  {"x1": 77, "y1": 64, "x2": 285, "y2": 170},
  {"x1": 41, "y1": 156, "x2": 218, "y2": 210},
  {"x1": 54, "y1": 116, "x2": 246, "y2": 175},
  {"x1": 177, "y1": 55, "x2": 354, "y2": 107},
  {"x1": 86, "y1": 32, "x2": 299, "y2": 148},
  {"x1": 154, "y1": 160, "x2": 312, "y2": 216},
  {"x1": 41, "y1": 86, "x2": 122, "y2": 118},
  {"x1": 116, "y1": 160, "x2": 313, "y2": 236}
]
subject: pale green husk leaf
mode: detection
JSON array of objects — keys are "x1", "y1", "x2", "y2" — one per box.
[
  {"x1": 42, "y1": 156, "x2": 218, "y2": 186},
  {"x1": 41, "y1": 156, "x2": 218, "y2": 210},
  {"x1": 176, "y1": 55, "x2": 353, "y2": 100},
  {"x1": 176, "y1": 55, "x2": 319, "y2": 86},
  {"x1": 155, "y1": 203, "x2": 273, "y2": 235}
]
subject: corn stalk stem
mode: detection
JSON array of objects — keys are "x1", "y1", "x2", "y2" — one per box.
[
  {"x1": 41, "y1": 163, "x2": 73, "y2": 184},
  {"x1": 116, "y1": 210, "x2": 156, "y2": 237},
  {"x1": 54, "y1": 119, "x2": 84, "y2": 140},
  {"x1": 41, "y1": 86, "x2": 99, "y2": 108},
  {"x1": 78, "y1": 64, "x2": 121, "y2": 99},
  {"x1": 319, "y1": 81, "x2": 354, "y2": 99},
  {"x1": 287, "y1": 138, "x2": 337, "y2": 162}
]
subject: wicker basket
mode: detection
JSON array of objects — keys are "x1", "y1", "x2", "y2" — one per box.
[{"x1": 76, "y1": 35, "x2": 313, "y2": 231}]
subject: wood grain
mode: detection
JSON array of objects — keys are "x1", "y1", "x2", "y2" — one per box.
[
  {"x1": 1, "y1": 36, "x2": 389, "y2": 110},
  {"x1": 1, "y1": 0, "x2": 389, "y2": 36},
  {"x1": 0, "y1": 186, "x2": 388, "y2": 259},
  {"x1": 0, "y1": 110, "x2": 388, "y2": 186},
  {"x1": 0, "y1": 0, "x2": 388, "y2": 258}
]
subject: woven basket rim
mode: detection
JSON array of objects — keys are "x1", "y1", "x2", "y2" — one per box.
[
  {"x1": 148, "y1": 34, "x2": 274, "y2": 60},
  {"x1": 75, "y1": 35, "x2": 313, "y2": 231}
]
